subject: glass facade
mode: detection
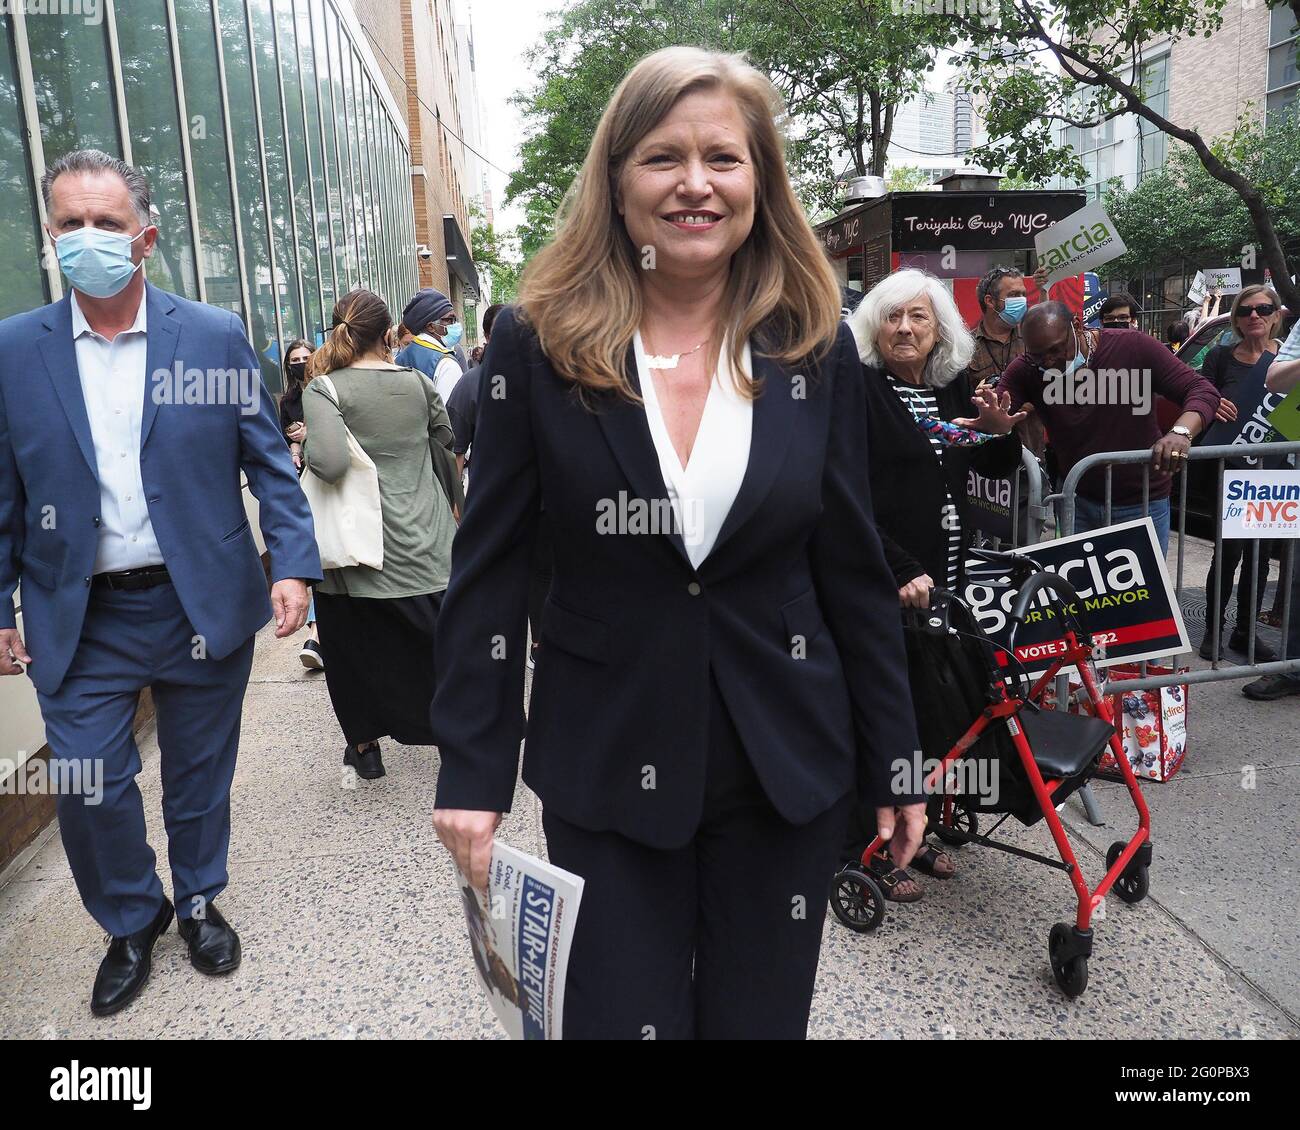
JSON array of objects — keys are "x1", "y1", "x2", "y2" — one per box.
[{"x1": 1, "y1": 0, "x2": 418, "y2": 391}]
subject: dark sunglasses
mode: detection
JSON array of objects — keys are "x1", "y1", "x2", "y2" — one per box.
[
  {"x1": 1236, "y1": 303, "x2": 1277, "y2": 318},
  {"x1": 1101, "y1": 318, "x2": 1132, "y2": 327}
]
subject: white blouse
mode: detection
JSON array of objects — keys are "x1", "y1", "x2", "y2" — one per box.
[{"x1": 633, "y1": 332, "x2": 754, "y2": 570}]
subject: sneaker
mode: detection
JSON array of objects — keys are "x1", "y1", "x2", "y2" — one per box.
[
  {"x1": 1197, "y1": 633, "x2": 1223, "y2": 661},
  {"x1": 1229, "y1": 630, "x2": 1276, "y2": 662},
  {"x1": 299, "y1": 639, "x2": 324, "y2": 670},
  {"x1": 1242, "y1": 674, "x2": 1300, "y2": 701}
]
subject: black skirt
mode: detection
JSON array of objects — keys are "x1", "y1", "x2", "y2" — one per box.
[{"x1": 313, "y1": 590, "x2": 442, "y2": 746}]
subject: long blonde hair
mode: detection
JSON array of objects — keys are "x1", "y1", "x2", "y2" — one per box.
[{"x1": 518, "y1": 46, "x2": 841, "y2": 400}]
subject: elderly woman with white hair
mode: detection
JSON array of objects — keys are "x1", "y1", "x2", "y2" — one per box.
[{"x1": 843, "y1": 268, "x2": 1025, "y2": 901}]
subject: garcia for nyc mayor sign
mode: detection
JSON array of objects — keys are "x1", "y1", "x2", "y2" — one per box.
[{"x1": 962, "y1": 518, "x2": 1189, "y2": 676}]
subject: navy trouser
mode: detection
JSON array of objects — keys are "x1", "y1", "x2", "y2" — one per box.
[
  {"x1": 542, "y1": 670, "x2": 852, "y2": 1040},
  {"x1": 37, "y1": 581, "x2": 254, "y2": 937}
]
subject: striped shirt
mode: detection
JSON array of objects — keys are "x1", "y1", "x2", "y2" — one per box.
[
  {"x1": 1277, "y1": 320, "x2": 1300, "y2": 362},
  {"x1": 886, "y1": 374, "x2": 962, "y2": 589}
]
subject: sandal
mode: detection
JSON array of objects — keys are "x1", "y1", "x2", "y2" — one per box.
[
  {"x1": 1259, "y1": 610, "x2": 1283, "y2": 628},
  {"x1": 866, "y1": 852, "x2": 923, "y2": 903},
  {"x1": 909, "y1": 842, "x2": 956, "y2": 879}
]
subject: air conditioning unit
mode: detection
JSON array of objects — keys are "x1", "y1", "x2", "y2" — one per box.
[{"x1": 843, "y1": 175, "x2": 887, "y2": 201}]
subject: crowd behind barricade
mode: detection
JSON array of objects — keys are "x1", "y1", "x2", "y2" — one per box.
[{"x1": 2, "y1": 44, "x2": 1297, "y2": 1039}]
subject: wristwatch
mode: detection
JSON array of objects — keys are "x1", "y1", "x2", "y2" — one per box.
[{"x1": 1170, "y1": 425, "x2": 1192, "y2": 439}]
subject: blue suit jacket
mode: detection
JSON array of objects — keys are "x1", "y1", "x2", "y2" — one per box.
[{"x1": 0, "y1": 283, "x2": 321, "y2": 695}]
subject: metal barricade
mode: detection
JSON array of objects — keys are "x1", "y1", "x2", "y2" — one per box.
[
  {"x1": 969, "y1": 446, "x2": 1054, "y2": 552},
  {"x1": 1043, "y1": 439, "x2": 1300, "y2": 695}
]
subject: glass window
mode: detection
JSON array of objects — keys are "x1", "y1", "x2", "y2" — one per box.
[
  {"x1": 25, "y1": 12, "x2": 119, "y2": 160},
  {"x1": 249, "y1": 0, "x2": 302, "y2": 342},
  {"x1": 366, "y1": 82, "x2": 391, "y2": 306},
  {"x1": 275, "y1": 0, "x2": 320, "y2": 341},
  {"x1": 352, "y1": 52, "x2": 377, "y2": 292},
  {"x1": 172, "y1": 0, "x2": 243, "y2": 320},
  {"x1": 218, "y1": 0, "x2": 282, "y2": 392},
  {"x1": 300, "y1": 0, "x2": 336, "y2": 315},
  {"x1": 1138, "y1": 57, "x2": 1169, "y2": 180},
  {"x1": 325, "y1": 10, "x2": 355, "y2": 294},
  {"x1": 115, "y1": 0, "x2": 199, "y2": 298},
  {"x1": 338, "y1": 34, "x2": 369, "y2": 289},
  {"x1": 0, "y1": 15, "x2": 48, "y2": 318}
]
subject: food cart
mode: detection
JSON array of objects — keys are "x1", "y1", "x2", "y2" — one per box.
[{"x1": 815, "y1": 172, "x2": 1088, "y2": 321}]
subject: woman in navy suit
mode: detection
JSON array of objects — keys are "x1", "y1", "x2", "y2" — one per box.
[{"x1": 429, "y1": 46, "x2": 924, "y2": 1040}]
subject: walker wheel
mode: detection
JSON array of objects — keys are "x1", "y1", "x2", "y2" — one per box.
[
  {"x1": 1106, "y1": 841, "x2": 1150, "y2": 904},
  {"x1": 828, "y1": 866, "x2": 885, "y2": 933},
  {"x1": 935, "y1": 803, "x2": 978, "y2": 847},
  {"x1": 1049, "y1": 923, "x2": 1089, "y2": 998}
]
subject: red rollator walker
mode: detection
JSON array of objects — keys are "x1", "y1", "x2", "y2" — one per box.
[{"x1": 829, "y1": 548, "x2": 1153, "y2": 997}]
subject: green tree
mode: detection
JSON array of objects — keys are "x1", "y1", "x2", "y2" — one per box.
[
  {"x1": 1103, "y1": 105, "x2": 1300, "y2": 280},
  {"x1": 469, "y1": 201, "x2": 523, "y2": 305},
  {"x1": 953, "y1": 0, "x2": 1299, "y2": 310},
  {"x1": 886, "y1": 165, "x2": 934, "y2": 191},
  {"x1": 505, "y1": 0, "x2": 951, "y2": 251}
]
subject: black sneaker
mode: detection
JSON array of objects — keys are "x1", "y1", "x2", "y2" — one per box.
[
  {"x1": 299, "y1": 639, "x2": 324, "y2": 670},
  {"x1": 343, "y1": 741, "x2": 385, "y2": 779},
  {"x1": 1242, "y1": 674, "x2": 1300, "y2": 700},
  {"x1": 1229, "y1": 630, "x2": 1276, "y2": 662},
  {"x1": 1198, "y1": 632, "x2": 1224, "y2": 660}
]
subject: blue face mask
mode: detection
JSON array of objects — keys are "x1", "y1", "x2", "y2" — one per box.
[
  {"x1": 53, "y1": 225, "x2": 150, "y2": 298},
  {"x1": 442, "y1": 322, "x2": 463, "y2": 348},
  {"x1": 1064, "y1": 328, "x2": 1087, "y2": 376},
  {"x1": 998, "y1": 295, "x2": 1028, "y2": 326}
]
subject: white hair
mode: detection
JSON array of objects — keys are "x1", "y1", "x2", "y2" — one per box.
[{"x1": 846, "y1": 268, "x2": 976, "y2": 388}]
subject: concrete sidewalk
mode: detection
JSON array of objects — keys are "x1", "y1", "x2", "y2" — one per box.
[{"x1": 1, "y1": 572, "x2": 1296, "y2": 1039}]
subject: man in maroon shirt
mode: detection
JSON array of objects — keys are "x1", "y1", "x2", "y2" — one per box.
[{"x1": 1001, "y1": 302, "x2": 1222, "y2": 554}]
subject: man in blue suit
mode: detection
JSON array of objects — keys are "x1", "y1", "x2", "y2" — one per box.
[{"x1": 0, "y1": 150, "x2": 321, "y2": 1016}]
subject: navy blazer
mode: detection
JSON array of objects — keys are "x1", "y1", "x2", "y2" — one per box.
[
  {"x1": 429, "y1": 308, "x2": 921, "y2": 849},
  {"x1": 0, "y1": 283, "x2": 321, "y2": 695}
]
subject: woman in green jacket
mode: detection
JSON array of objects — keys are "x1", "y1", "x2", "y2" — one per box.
[{"x1": 303, "y1": 288, "x2": 459, "y2": 780}]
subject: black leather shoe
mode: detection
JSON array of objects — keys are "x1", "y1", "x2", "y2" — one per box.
[
  {"x1": 343, "y1": 741, "x2": 385, "y2": 779},
  {"x1": 1229, "y1": 630, "x2": 1276, "y2": 661},
  {"x1": 176, "y1": 904, "x2": 242, "y2": 975},
  {"x1": 1198, "y1": 632, "x2": 1224, "y2": 660},
  {"x1": 91, "y1": 899, "x2": 174, "y2": 1017}
]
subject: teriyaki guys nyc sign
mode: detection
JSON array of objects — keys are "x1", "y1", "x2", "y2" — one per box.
[
  {"x1": 819, "y1": 192, "x2": 1084, "y2": 255},
  {"x1": 891, "y1": 192, "x2": 1082, "y2": 251}
]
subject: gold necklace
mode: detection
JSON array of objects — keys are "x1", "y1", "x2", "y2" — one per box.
[{"x1": 643, "y1": 331, "x2": 710, "y2": 371}]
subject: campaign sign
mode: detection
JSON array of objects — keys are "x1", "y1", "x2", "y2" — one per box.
[
  {"x1": 1082, "y1": 272, "x2": 1104, "y2": 327},
  {"x1": 1201, "y1": 366, "x2": 1287, "y2": 464},
  {"x1": 1034, "y1": 200, "x2": 1128, "y2": 289},
  {"x1": 966, "y1": 466, "x2": 1016, "y2": 540},
  {"x1": 1266, "y1": 384, "x2": 1300, "y2": 442},
  {"x1": 962, "y1": 518, "x2": 1190, "y2": 676},
  {"x1": 1221, "y1": 471, "x2": 1300, "y2": 539}
]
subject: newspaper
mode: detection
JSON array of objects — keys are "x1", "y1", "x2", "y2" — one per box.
[{"x1": 455, "y1": 841, "x2": 584, "y2": 1040}]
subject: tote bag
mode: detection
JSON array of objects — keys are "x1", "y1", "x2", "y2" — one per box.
[{"x1": 300, "y1": 374, "x2": 384, "y2": 570}]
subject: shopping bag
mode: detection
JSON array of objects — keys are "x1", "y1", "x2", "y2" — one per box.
[
  {"x1": 300, "y1": 374, "x2": 384, "y2": 570},
  {"x1": 1100, "y1": 663, "x2": 1188, "y2": 782}
]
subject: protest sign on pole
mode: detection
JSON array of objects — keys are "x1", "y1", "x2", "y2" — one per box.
[
  {"x1": 1221, "y1": 471, "x2": 1300, "y2": 539},
  {"x1": 962, "y1": 518, "x2": 1189, "y2": 676},
  {"x1": 1034, "y1": 200, "x2": 1128, "y2": 289}
]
